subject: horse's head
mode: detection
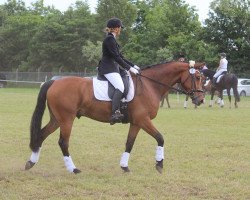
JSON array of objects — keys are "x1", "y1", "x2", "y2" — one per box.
[{"x1": 180, "y1": 61, "x2": 205, "y2": 106}]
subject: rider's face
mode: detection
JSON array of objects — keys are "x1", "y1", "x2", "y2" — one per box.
[{"x1": 116, "y1": 27, "x2": 121, "y2": 35}]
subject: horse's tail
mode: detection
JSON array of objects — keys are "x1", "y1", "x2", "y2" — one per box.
[
  {"x1": 232, "y1": 75, "x2": 240, "y2": 102},
  {"x1": 29, "y1": 80, "x2": 54, "y2": 152}
]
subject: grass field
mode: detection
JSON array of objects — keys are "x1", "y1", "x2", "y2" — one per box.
[{"x1": 0, "y1": 88, "x2": 249, "y2": 200}]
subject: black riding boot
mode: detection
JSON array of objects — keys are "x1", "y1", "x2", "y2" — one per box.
[
  {"x1": 212, "y1": 77, "x2": 217, "y2": 87},
  {"x1": 110, "y1": 89, "x2": 124, "y2": 125}
]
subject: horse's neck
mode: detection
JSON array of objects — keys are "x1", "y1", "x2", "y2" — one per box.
[
  {"x1": 203, "y1": 69, "x2": 215, "y2": 79},
  {"x1": 142, "y1": 64, "x2": 186, "y2": 96}
]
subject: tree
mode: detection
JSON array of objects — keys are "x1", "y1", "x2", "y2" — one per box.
[
  {"x1": 204, "y1": 0, "x2": 250, "y2": 75},
  {"x1": 124, "y1": 0, "x2": 210, "y2": 65},
  {"x1": 96, "y1": 0, "x2": 137, "y2": 45},
  {"x1": 28, "y1": 1, "x2": 97, "y2": 72},
  {"x1": 0, "y1": 13, "x2": 43, "y2": 71},
  {"x1": 82, "y1": 40, "x2": 102, "y2": 69}
]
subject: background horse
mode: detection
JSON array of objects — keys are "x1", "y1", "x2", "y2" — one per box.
[
  {"x1": 25, "y1": 61, "x2": 205, "y2": 174},
  {"x1": 202, "y1": 69, "x2": 240, "y2": 108},
  {"x1": 183, "y1": 73, "x2": 207, "y2": 108},
  {"x1": 160, "y1": 92, "x2": 171, "y2": 108}
]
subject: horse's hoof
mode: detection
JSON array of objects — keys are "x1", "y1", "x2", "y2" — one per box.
[
  {"x1": 25, "y1": 160, "x2": 35, "y2": 170},
  {"x1": 73, "y1": 168, "x2": 81, "y2": 174},
  {"x1": 121, "y1": 166, "x2": 130, "y2": 173},
  {"x1": 155, "y1": 160, "x2": 163, "y2": 174}
]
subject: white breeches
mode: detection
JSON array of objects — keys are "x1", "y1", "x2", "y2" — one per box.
[
  {"x1": 104, "y1": 72, "x2": 124, "y2": 93},
  {"x1": 213, "y1": 69, "x2": 227, "y2": 78}
]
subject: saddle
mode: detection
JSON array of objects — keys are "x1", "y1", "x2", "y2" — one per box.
[
  {"x1": 93, "y1": 71, "x2": 135, "y2": 124},
  {"x1": 215, "y1": 71, "x2": 227, "y2": 84},
  {"x1": 97, "y1": 74, "x2": 130, "y2": 99}
]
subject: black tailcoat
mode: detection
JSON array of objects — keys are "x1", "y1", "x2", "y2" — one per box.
[{"x1": 98, "y1": 33, "x2": 134, "y2": 75}]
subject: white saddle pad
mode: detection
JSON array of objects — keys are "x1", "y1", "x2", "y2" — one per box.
[
  {"x1": 93, "y1": 72, "x2": 135, "y2": 102},
  {"x1": 217, "y1": 75, "x2": 223, "y2": 83}
]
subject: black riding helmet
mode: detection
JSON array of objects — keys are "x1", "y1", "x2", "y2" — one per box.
[
  {"x1": 220, "y1": 52, "x2": 226, "y2": 57},
  {"x1": 107, "y1": 18, "x2": 124, "y2": 29}
]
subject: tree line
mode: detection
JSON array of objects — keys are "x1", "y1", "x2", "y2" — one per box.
[{"x1": 0, "y1": 0, "x2": 249, "y2": 77}]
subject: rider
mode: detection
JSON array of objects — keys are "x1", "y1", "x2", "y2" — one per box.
[
  {"x1": 177, "y1": 52, "x2": 185, "y2": 62},
  {"x1": 212, "y1": 52, "x2": 228, "y2": 85},
  {"x1": 98, "y1": 17, "x2": 140, "y2": 125}
]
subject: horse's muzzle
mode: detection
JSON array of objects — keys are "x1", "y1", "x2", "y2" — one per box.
[{"x1": 192, "y1": 94, "x2": 204, "y2": 106}]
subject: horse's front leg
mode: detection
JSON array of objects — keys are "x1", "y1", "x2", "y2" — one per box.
[
  {"x1": 219, "y1": 91, "x2": 225, "y2": 107},
  {"x1": 120, "y1": 124, "x2": 140, "y2": 172},
  {"x1": 227, "y1": 89, "x2": 231, "y2": 108},
  {"x1": 166, "y1": 94, "x2": 170, "y2": 108},
  {"x1": 140, "y1": 118, "x2": 164, "y2": 174},
  {"x1": 184, "y1": 95, "x2": 189, "y2": 108},
  {"x1": 209, "y1": 89, "x2": 215, "y2": 107},
  {"x1": 160, "y1": 96, "x2": 165, "y2": 107}
]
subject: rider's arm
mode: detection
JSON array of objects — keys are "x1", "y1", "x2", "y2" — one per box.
[{"x1": 105, "y1": 36, "x2": 131, "y2": 70}]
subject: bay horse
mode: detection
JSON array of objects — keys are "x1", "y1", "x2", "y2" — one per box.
[
  {"x1": 25, "y1": 61, "x2": 205, "y2": 174},
  {"x1": 183, "y1": 73, "x2": 207, "y2": 108},
  {"x1": 160, "y1": 93, "x2": 171, "y2": 108},
  {"x1": 202, "y1": 69, "x2": 240, "y2": 108}
]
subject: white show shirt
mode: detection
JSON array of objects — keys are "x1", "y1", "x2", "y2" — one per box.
[
  {"x1": 219, "y1": 58, "x2": 228, "y2": 71},
  {"x1": 214, "y1": 58, "x2": 228, "y2": 78}
]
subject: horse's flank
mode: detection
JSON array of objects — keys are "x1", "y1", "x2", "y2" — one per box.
[{"x1": 47, "y1": 77, "x2": 111, "y2": 123}]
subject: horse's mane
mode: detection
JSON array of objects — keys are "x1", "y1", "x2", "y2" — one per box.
[
  {"x1": 141, "y1": 60, "x2": 174, "y2": 70},
  {"x1": 202, "y1": 69, "x2": 215, "y2": 79},
  {"x1": 141, "y1": 60, "x2": 205, "y2": 70}
]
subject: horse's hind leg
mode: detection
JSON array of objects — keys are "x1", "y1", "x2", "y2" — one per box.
[
  {"x1": 234, "y1": 98, "x2": 238, "y2": 108},
  {"x1": 59, "y1": 120, "x2": 81, "y2": 174},
  {"x1": 227, "y1": 89, "x2": 231, "y2": 108},
  {"x1": 25, "y1": 115, "x2": 59, "y2": 170}
]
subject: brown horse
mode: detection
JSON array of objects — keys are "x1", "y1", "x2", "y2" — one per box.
[
  {"x1": 160, "y1": 93, "x2": 171, "y2": 108},
  {"x1": 25, "y1": 61, "x2": 205, "y2": 174}
]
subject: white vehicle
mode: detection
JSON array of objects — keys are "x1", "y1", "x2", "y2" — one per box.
[{"x1": 223, "y1": 78, "x2": 250, "y2": 96}]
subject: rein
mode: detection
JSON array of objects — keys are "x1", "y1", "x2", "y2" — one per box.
[
  {"x1": 137, "y1": 74, "x2": 187, "y2": 94},
  {"x1": 137, "y1": 70, "x2": 204, "y2": 96}
]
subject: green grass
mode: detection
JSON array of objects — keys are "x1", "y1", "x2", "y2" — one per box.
[{"x1": 0, "y1": 88, "x2": 249, "y2": 200}]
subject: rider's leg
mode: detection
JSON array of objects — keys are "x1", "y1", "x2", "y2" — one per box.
[{"x1": 104, "y1": 73, "x2": 125, "y2": 125}]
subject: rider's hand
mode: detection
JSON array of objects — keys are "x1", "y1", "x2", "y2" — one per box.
[
  {"x1": 133, "y1": 65, "x2": 140, "y2": 70},
  {"x1": 129, "y1": 67, "x2": 139, "y2": 75}
]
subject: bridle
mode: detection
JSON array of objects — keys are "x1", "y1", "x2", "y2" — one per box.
[
  {"x1": 137, "y1": 67, "x2": 204, "y2": 99},
  {"x1": 180, "y1": 68, "x2": 204, "y2": 100}
]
